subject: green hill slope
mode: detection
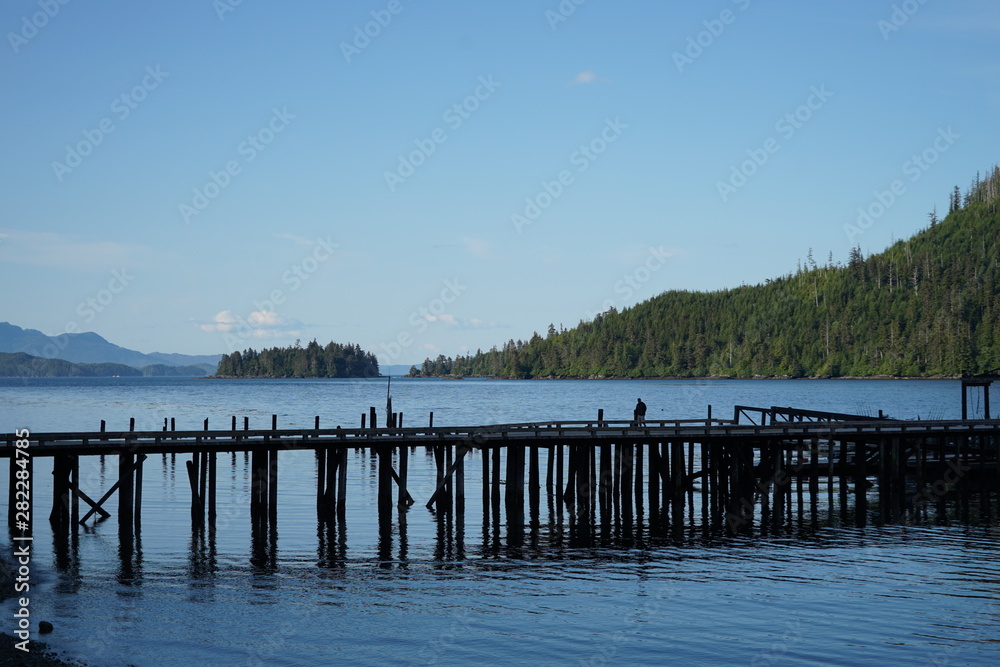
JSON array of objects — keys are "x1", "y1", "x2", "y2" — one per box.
[
  {"x1": 0, "y1": 352, "x2": 142, "y2": 377},
  {"x1": 416, "y1": 167, "x2": 1000, "y2": 379}
]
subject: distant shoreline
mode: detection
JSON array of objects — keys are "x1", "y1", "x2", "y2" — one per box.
[{"x1": 399, "y1": 374, "x2": 962, "y2": 381}]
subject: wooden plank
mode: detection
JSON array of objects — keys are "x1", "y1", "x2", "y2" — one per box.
[
  {"x1": 425, "y1": 446, "x2": 469, "y2": 509},
  {"x1": 78, "y1": 454, "x2": 144, "y2": 524}
]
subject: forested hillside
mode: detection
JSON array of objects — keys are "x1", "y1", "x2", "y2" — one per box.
[
  {"x1": 414, "y1": 168, "x2": 1000, "y2": 379},
  {"x1": 216, "y1": 340, "x2": 379, "y2": 378},
  {"x1": 0, "y1": 352, "x2": 141, "y2": 377}
]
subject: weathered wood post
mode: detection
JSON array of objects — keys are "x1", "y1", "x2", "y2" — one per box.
[
  {"x1": 268, "y1": 447, "x2": 278, "y2": 529},
  {"x1": 577, "y1": 444, "x2": 591, "y2": 520},
  {"x1": 133, "y1": 450, "x2": 143, "y2": 532},
  {"x1": 433, "y1": 445, "x2": 446, "y2": 512},
  {"x1": 399, "y1": 437, "x2": 410, "y2": 509},
  {"x1": 119, "y1": 451, "x2": 135, "y2": 538},
  {"x1": 482, "y1": 445, "x2": 490, "y2": 517},
  {"x1": 528, "y1": 446, "x2": 539, "y2": 521},
  {"x1": 317, "y1": 444, "x2": 327, "y2": 514},
  {"x1": 491, "y1": 446, "x2": 501, "y2": 517},
  {"x1": 855, "y1": 440, "x2": 868, "y2": 526},
  {"x1": 613, "y1": 442, "x2": 622, "y2": 519},
  {"x1": 671, "y1": 441, "x2": 685, "y2": 527},
  {"x1": 322, "y1": 442, "x2": 336, "y2": 521},
  {"x1": 621, "y1": 443, "x2": 633, "y2": 526},
  {"x1": 337, "y1": 446, "x2": 347, "y2": 518},
  {"x1": 699, "y1": 441, "x2": 709, "y2": 523},
  {"x1": 555, "y1": 443, "x2": 564, "y2": 504},
  {"x1": 648, "y1": 443, "x2": 660, "y2": 523},
  {"x1": 634, "y1": 443, "x2": 644, "y2": 516},
  {"x1": 659, "y1": 440, "x2": 670, "y2": 519},
  {"x1": 378, "y1": 444, "x2": 392, "y2": 525},
  {"x1": 49, "y1": 455, "x2": 71, "y2": 531},
  {"x1": 70, "y1": 455, "x2": 80, "y2": 530},
  {"x1": 455, "y1": 444, "x2": 466, "y2": 513},
  {"x1": 506, "y1": 444, "x2": 525, "y2": 531},
  {"x1": 564, "y1": 444, "x2": 577, "y2": 508},
  {"x1": 600, "y1": 443, "x2": 612, "y2": 525},
  {"x1": 809, "y1": 437, "x2": 820, "y2": 521},
  {"x1": 545, "y1": 446, "x2": 554, "y2": 493}
]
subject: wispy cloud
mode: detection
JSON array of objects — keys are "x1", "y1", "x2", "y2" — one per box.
[
  {"x1": 194, "y1": 309, "x2": 303, "y2": 339},
  {"x1": 461, "y1": 236, "x2": 490, "y2": 258},
  {"x1": 0, "y1": 229, "x2": 148, "y2": 272},
  {"x1": 571, "y1": 70, "x2": 610, "y2": 86},
  {"x1": 273, "y1": 233, "x2": 317, "y2": 246},
  {"x1": 413, "y1": 310, "x2": 503, "y2": 330}
]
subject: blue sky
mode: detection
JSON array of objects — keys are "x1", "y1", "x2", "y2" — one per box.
[{"x1": 1, "y1": 1, "x2": 997, "y2": 365}]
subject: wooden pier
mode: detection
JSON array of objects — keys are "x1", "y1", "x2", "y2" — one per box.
[{"x1": 4, "y1": 405, "x2": 1000, "y2": 563}]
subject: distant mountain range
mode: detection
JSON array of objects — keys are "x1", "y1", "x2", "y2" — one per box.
[{"x1": 0, "y1": 322, "x2": 222, "y2": 371}]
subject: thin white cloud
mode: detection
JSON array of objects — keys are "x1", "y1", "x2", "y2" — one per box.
[
  {"x1": 194, "y1": 309, "x2": 303, "y2": 340},
  {"x1": 571, "y1": 70, "x2": 610, "y2": 85},
  {"x1": 273, "y1": 233, "x2": 316, "y2": 246},
  {"x1": 461, "y1": 236, "x2": 490, "y2": 258},
  {"x1": 0, "y1": 229, "x2": 147, "y2": 272},
  {"x1": 417, "y1": 312, "x2": 502, "y2": 329}
]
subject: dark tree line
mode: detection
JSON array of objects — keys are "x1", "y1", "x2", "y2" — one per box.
[
  {"x1": 216, "y1": 340, "x2": 379, "y2": 378},
  {"x1": 413, "y1": 168, "x2": 1000, "y2": 379}
]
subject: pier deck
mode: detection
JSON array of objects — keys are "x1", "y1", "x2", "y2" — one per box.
[{"x1": 3, "y1": 406, "x2": 998, "y2": 564}]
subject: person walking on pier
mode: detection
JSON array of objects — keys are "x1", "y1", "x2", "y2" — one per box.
[{"x1": 634, "y1": 398, "x2": 647, "y2": 426}]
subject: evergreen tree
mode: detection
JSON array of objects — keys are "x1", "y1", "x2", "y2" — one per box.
[{"x1": 414, "y1": 168, "x2": 1000, "y2": 380}]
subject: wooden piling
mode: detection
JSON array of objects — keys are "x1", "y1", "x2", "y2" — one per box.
[
  {"x1": 455, "y1": 443, "x2": 465, "y2": 512},
  {"x1": 399, "y1": 439, "x2": 409, "y2": 509},
  {"x1": 491, "y1": 446, "x2": 501, "y2": 514},
  {"x1": 119, "y1": 451, "x2": 135, "y2": 535},
  {"x1": 599, "y1": 443, "x2": 611, "y2": 522},
  {"x1": 482, "y1": 445, "x2": 490, "y2": 511},
  {"x1": 528, "y1": 446, "x2": 539, "y2": 518},
  {"x1": 634, "y1": 443, "x2": 644, "y2": 515},
  {"x1": 268, "y1": 447, "x2": 278, "y2": 526},
  {"x1": 621, "y1": 443, "x2": 633, "y2": 525},
  {"x1": 70, "y1": 455, "x2": 80, "y2": 530},
  {"x1": 49, "y1": 455, "x2": 72, "y2": 530}
]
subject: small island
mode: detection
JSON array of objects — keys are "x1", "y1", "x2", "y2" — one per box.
[{"x1": 215, "y1": 340, "x2": 380, "y2": 378}]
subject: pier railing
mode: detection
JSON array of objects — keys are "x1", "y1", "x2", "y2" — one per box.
[{"x1": 3, "y1": 409, "x2": 998, "y2": 566}]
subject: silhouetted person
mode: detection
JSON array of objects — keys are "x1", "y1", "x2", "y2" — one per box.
[{"x1": 634, "y1": 398, "x2": 647, "y2": 426}]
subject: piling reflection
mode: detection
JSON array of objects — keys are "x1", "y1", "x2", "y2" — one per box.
[{"x1": 18, "y1": 419, "x2": 998, "y2": 574}]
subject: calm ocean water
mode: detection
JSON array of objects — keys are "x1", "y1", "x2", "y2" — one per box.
[{"x1": 1, "y1": 377, "x2": 998, "y2": 666}]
